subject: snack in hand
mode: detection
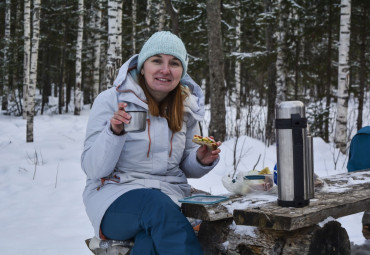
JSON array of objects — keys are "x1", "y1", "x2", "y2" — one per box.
[{"x1": 192, "y1": 135, "x2": 218, "y2": 150}]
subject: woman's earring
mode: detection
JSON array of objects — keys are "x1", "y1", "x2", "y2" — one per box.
[{"x1": 141, "y1": 70, "x2": 144, "y2": 75}]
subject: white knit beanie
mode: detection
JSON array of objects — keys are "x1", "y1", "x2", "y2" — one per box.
[{"x1": 137, "y1": 31, "x2": 188, "y2": 78}]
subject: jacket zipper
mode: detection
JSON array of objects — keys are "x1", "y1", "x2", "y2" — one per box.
[{"x1": 147, "y1": 119, "x2": 151, "y2": 158}]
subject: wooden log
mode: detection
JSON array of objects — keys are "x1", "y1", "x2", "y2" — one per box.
[
  {"x1": 233, "y1": 179, "x2": 370, "y2": 231},
  {"x1": 198, "y1": 220, "x2": 350, "y2": 255}
]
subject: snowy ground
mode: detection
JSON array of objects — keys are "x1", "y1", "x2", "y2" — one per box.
[{"x1": 0, "y1": 107, "x2": 368, "y2": 254}]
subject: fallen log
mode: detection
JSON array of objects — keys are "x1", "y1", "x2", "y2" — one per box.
[{"x1": 198, "y1": 219, "x2": 350, "y2": 255}]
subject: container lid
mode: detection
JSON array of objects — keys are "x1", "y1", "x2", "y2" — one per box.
[{"x1": 178, "y1": 195, "x2": 229, "y2": 205}]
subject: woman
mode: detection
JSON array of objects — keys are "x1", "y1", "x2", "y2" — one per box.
[{"x1": 81, "y1": 31, "x2": 221, "y2": 255}]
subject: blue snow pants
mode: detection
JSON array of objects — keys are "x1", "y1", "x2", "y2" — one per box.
[{"x1": 100, "y1": 188, "x2": 203, "y2": 255}]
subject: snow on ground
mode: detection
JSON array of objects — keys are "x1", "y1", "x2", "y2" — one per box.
[{"x1": 0, "y1": 107, "x2": 367, "y2": 254}]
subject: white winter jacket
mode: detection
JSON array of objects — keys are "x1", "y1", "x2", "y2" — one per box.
[{"x1": 81, "y1": 55, "x2": 218, "y2": 238}]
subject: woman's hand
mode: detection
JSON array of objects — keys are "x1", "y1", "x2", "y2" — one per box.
[
  {"x1": 196, "y1": 137, "x2": 222, "y2": 166},
  {"x1": 110, "y1": 102, "x2": 131, "y2": 135}
]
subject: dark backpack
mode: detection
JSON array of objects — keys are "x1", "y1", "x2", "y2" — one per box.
[{"x1": 347, "y1": 126, "x2": 370, "y2": 172}]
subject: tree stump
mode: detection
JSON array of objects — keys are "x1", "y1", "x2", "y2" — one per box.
[
  {"x1": 198, "y1": 220, "x2": 350, "y2": 255},
  {"x1": 362, "y1": 211, "x2": 370, "y2": 239}
]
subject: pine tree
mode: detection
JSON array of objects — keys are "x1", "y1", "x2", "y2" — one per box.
[
  {"x1": 2, "y1": 0, "x2": 11, "y2": 111},
  {"x1": 206, "y1": 0, "x2": 226, "y2": 141}
]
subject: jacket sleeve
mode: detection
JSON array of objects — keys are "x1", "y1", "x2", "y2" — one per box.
[
  {"x1": 81, "y1": 89, "x2": 126, "y2": 180},
  {"x1": 180, "y1": 117, "x2": 219, "y2": 178}
]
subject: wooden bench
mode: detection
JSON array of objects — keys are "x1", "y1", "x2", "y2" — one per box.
[
  {"x1": 86, "y1": 170, "x2": 370, "y2": 254},
  {"x1": 182, "y1": 169, "x2": 370, "y2": 254}
]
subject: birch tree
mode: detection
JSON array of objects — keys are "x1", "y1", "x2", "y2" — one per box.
[
  {"x1": 106, "y1": 0, "x2": 120, "y2": 88},
  {"x1": 2, "y1": 0, "x2": 11, "y2": 111},
  {"x1": 116, "y1": 0, "x2": 122, "y2": 63},
  {"x1": 92, "y1": 0, "x2": 103, "y2": 103},
  {"x1": 335, "y1": 0, "x2": 351, "y2": 153},
  {"x1": 206, "y1": 0, "x2": 226, "y2": 141},
  {"x1": 74, "y1": 0, "x2": 84, "y2": 115},
  {"x1": 23, "y1": 0, "x2": 31, "y2": 119},
  {"x1": 26, "y1": 0, "x2": 41, "y2": 143}
]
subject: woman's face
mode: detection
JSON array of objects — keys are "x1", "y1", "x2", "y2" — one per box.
[{"x1": 142, "y1": 54, "x2": 183, "y2": 102}]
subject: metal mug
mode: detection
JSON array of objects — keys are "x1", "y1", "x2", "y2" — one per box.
[{"x1": 124, "y1": 111, "x2": 147, "y2": 133}]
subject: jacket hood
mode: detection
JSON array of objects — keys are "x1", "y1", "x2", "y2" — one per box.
[{"x1": 113, "y1": 55, "x2": 205, "y2": 121}]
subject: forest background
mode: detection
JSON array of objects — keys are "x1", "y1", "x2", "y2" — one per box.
[{"x1": 0, "y1": 0, "x2": 369, "y2": 156}]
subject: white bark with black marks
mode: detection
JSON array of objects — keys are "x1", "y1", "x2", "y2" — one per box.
[
  {"x1": 74, "y1": 0, "x2": 84, "y2": 115},
  {"x1": 106, "y1": 0, "x2": 118, "y2": 88},
  {"x1": 92, "y1": 0, "x2": 103, "y2": 103},
  {"x1": 23, "y1": 0, "x2": 31, "y2": 118},
  {"x1": 26, "y1": 0, "x2": 41, "y2": 142},
  {"x1": 335, "y1": 0, "x2": 351, "y2": 154}
]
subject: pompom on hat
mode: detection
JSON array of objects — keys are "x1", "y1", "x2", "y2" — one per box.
[{"x1": 137, "y1": 31, "x2": 188, "y2": 78}]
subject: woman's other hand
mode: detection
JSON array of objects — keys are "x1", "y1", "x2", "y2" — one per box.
[
  {"x1": 196, "y1": 136, "x2": 222, "y2": 166},
  {"x1": 110, "y1": 102, "x2": 131, "y2": 135}
]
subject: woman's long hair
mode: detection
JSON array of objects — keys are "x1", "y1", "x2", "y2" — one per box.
[{"x1": 138, "y1": 74, "x2": 189, "y2": 133}]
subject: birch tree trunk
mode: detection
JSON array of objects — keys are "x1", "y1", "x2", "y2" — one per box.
[
  {"x1": 206, "y1": 0, "x2": 226, "y2": 141},
  {"x1": 132, "y1": 0, "x2": 137, "y2": 54},
  {"x1": 334, "y1": 0, "x2": 351, "y2": 154},
  {"x1": 116, "y1": 0, "x2": 122, "y2": 64},
  {"x1": 275, "y1": 0, "x2": 287, "y2": 103},
  {"x1": 74, "y1": 0, "x2": 84, "y2": 115},
  {"x1": 2, "y1": 0, "x2": 11, "y2": 111},
  {"x1": 23, "y1": 0, "x2": 31, "y2": 118},
  {"x1": 92, "y1": 0, "x2": 103, "y2": 104},
  {"x1": 26, "y1": 0, "x2": 41, "y2": 143},
  {"x1": 106, "y1": 0, "x2": 118, "y2": 88}
]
